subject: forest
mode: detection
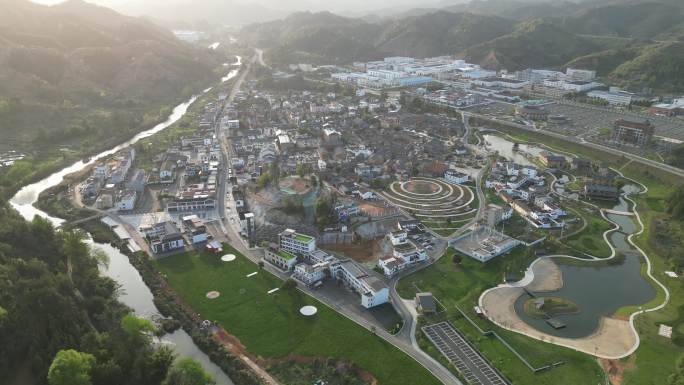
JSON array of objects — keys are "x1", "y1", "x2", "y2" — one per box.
[{"x1": 0, "y1": 199, "x2": 214, "y2": 385}]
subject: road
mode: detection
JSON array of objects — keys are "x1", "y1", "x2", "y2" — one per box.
[
  {"x1": 210, "y1": 49, "x2": 463, "y2": 385},
  {"x1": 462, "y1": 111, "x2": 684, "y2": 179}
]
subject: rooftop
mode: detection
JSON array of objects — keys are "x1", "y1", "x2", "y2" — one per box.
[{"x1": 277, "y1": 249, "x2": 298, "y2": 261}]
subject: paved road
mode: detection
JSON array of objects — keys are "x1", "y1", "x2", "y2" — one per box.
[{"x1": 210, "y1": 49, "x2": 463, "y2": 385}]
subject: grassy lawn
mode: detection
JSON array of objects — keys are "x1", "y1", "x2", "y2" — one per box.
[
  {"x1": 621, "y1": 175, "x2": 684, "y2": 385},
  {"x1": 396, "y1": 247, "x2": 605, "y2": 385},
  {"x1": 561, "y1": 205, "x2": 614, "y2": 258},
  {"x1": 154, "y1": 245, "x2": 442, "y2": 385}
]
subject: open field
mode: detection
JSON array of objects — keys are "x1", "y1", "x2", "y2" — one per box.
[
  {"x1": 397, "y1": 247, "x2": 606, "y2": 384},
  {"x1": 154, "y1": 245, "x2": 442, "y2": 385}
]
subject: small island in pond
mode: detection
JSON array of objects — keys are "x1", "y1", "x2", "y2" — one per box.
[{"x1": 523, "y1": 296, "x2": 580, "y2": 319}]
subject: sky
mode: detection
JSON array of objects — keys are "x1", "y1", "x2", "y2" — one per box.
[{"x1": 30, "y1": 0, "x2": 465, "y2": 20}]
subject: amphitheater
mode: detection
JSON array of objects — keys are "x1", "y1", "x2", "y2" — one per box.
[{"x1": 380, "y1": 177, "x2": 477, "y2": 236}]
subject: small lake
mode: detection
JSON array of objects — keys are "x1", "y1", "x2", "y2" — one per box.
[
  {"x1": 514, "y1": 207, "x2": 655, "y2": 338},
  {"x1": 482, "y1": 134, "x2": 550, "y2": 167}
]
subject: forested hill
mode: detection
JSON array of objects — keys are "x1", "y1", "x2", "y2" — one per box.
[
  {"x1": 0, "y1": 0, "x2": 223, "y2": 193},
  {"x1": 0, "y1": 200, "x2": 173, "y2": 384},
  {"x1": 239, "y1": 1, "x2": 684, "y2": 92}
]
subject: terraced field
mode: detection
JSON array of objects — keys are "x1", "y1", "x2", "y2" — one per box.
[{"x1": 381, "y1": 177, "x2": 478, "y2": 236}]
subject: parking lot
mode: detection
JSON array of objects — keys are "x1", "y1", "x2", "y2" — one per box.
[{"x1": 422, "y1": 322, "x2": 508, "y2": 385}]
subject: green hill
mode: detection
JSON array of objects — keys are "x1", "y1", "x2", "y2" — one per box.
[
  {"x1": 374, "y1": 12, "x2": 515, "y2": 58},
  {"x1": 0, "y1": 0, "x2": 222, "y2": 158},
  {"x1": 554, "y1": 2, "x2": 684, "y2": 39},
  {"x1": 462, "y1": 19, "x2": 601, "y2": 70}
]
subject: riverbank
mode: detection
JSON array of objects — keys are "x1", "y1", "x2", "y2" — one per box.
[{"x1": 479, "y1": 257, "x2": 637, "y2": 359}]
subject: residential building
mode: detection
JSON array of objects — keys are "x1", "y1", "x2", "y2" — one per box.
[
  {"x1": 539, "y1": 152, "x2": 566, "y2": 168},
  {"x1": 279, "y1": 229, "x2": 316, "y2": 256},
  {"x1": 415, "y1": 292, "x2": 437, "y2": 314},
  {"x1": 145, "y1": 221, "x2": 185, "y2": 254},
  {"x1": 264, "y1": 246, "x2": 299, "y2": 271},
  {"x1": 293, "y1": 262, "x2": 327, "y2": 286},
  {"x1": 483, "y1": 204, "x2": 512, "y2": 227},
  {"x1": 444, "y1": 170, "x2": 469, "y2": 184},
  {"x1": 116, "y1": 191, "x2": 136, "y2": 211},
  {"x1": 182, "y1": 215, "x2": 208, "y2": 244},
  {"x1": 388, "y1": 230, "x2": 408, "y2": 246}
]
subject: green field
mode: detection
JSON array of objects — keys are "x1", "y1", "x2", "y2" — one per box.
[
  {"x1": 561, "y1": 205, "x2": 614, "y2": 258},
  {"x1": 621, "y1": 176, "x2": 684, "y2": 385},
  {"x1": 154, "y1": 245, "x2": 442, "y2": 385},
  {"x1": 396, "y1": 248, "x2": 606, "y2": 385}
]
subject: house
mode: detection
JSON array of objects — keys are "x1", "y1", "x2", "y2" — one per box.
[
  {"x1": 444, "y1": 170, "x2": 469, "y2": 184},
  {"x1": 483, "y1": 204, "x2": 512, "y2": 227},
  {"x1": 539, "y1": 152, "x2": 566, "y2": 169},
  {"x1": 293, "y1": 263, "x2": 327, "y2": 286},
  {"x1": 146, "y1": 221, "x2": 185, "y2": 254},
  {"x1": 415, "y1": 292, "x2": 436, "y2": 314},
  {"x1": 388, "y1": 230, "x2": 408, "y2": 246},
  {"x1": 378, "y1": 255, "x2": 406, "y2": 277},
  {"x1": 570, "y1": 158, "x2": 593, "y2": 176},
  {"x1": 182, "y1": 215, "x2": 208, "y2": 244},
  {"x1": 279, "y1": 229, "x2": 316, "y2": 256},
  {"x1": 583, "y1": 181, "x2": 620, "y2": 200},
  {"x1": 116, "y1": 191, "x2": 136, "y2": 211},
  {"x1": 264, "y1": 246, "x2": 299, "y2": 271}
]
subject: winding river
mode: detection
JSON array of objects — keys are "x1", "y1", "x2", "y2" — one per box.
[{"x1": 8, "y1": 60, "x2": 242, "y2": 385}]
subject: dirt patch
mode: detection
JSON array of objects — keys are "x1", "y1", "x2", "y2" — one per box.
[
  {"x1": 279, "y1": 176, "x2": 312, "y2": 194},
  {"x1": 404, "y1": 180, "x2": 439, "y2": 194},
  {"x1": 600, "y1": 356, "x2": 635, "y2": 385},
  {"x1": 322, "y1": 239, "x2": 383, "y2": 263},
  {"x1": 262, "y1": 354, "x2": 378, "y2": 385},
  {"x1": 358, "y1": 201, "x2": 396, "y2": 217}
]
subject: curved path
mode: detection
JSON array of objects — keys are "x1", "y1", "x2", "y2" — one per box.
[{"x1": 478, "y1": 176, "x2": 670, "y2": 359}]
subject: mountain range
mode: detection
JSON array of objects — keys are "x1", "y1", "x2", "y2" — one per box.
[
  {"x1": 0, "y1": 0, "x2": 223, "y2": 153},
  {"x1": 239, "y1": 0, "x2": 684, "y2": 92}
]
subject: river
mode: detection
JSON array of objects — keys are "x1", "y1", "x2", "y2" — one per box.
[{"x1": 9, "y1": 65, "x2": 241, "y2": 385}]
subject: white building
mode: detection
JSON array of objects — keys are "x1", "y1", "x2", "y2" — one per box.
[
  {"x1": 264, "y1": 247, "x2": 299, "y2": 271},
  {"x1": 182, "y1": 215, "x2": 208, "y2": 244},
  {"x1": 388, "y1": 230, "x2": 408, "y2": 246},
  {"x1": 279, "y1": 229, "x2": 316, "y2": 256},
  {"x1": 293, "y1": 262, "x2": 327, "y2": 286},
  {"x1": 444, "y1": 170, "x2": 469, "y2": 184},
  {"x1": 566, "y1": 68, "x2": 597, "y2": 82},
  {"x1": 587, "y1": 88, "x2": 635, "y2": 106},
  {"x1": 116, "y1": 191, "x2": 136, "y2": 211}
]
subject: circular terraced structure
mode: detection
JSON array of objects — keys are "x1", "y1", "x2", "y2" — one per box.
[{"x1": 381, "y1": 177, "x2": 477, "y2": 235}]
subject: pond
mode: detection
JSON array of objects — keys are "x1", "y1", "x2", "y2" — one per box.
[
  {"x1": 482, "y1": 134, "x2": 552, "y2": 167},
  {"x1": 513, "y1": 210, "x2": 655, "y2": 339}
]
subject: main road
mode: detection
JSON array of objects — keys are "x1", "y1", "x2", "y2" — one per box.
[{"x1": 211, "y1": 49, "x2": 463, "y2": 385}]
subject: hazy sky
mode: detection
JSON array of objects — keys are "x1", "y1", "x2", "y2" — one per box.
[{"x1": 30, "y1": 0, "x2": 459, "y2": 16}]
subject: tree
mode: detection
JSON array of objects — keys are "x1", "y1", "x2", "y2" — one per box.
[
  {"x1": 121, "y1": 313, "x2": 156, "y2": 339},
  {"x1": 281, "y1": 278, "x2": 297, "y2": 290},
  {"x1": 163, "y1": 358, "x2": 215, "y2": 385},
  {"x1": 258, "y1": 261, "x2": 265, "y2": 269},
  {"x1": 145, "y1": 346, "x2": 176, "y2": 385},
  {"x1": 452, "y1": 254, "x2": 462, "y2": 265},
  {"x1": 48, "y1": 349, "x2": 96, "y2": 385}
]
